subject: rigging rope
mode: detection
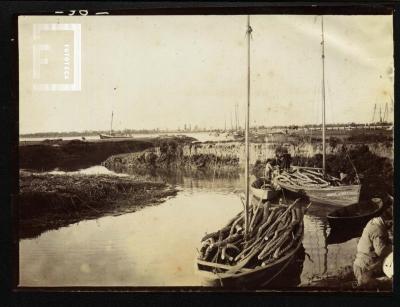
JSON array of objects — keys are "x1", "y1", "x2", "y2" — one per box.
[{"x1": 343, "y1": 145, "x2": 360, "y2": 184}]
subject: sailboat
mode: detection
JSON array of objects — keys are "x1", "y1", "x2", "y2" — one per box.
[
  {"x1": 195, "y1": 16, "x2": 305, "y2": 288},
  {"x1": 99, "y1": 110, "x2": 131, "y2": 139},
  {"x1": 274, "y1": 16, "x2": 361, "y2": 207}
]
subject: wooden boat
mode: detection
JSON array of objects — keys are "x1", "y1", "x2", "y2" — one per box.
[
  {"x1": 100, "y1": 108, "x2": 131, "y2": 139},
  {"x1": 195, "y1": 16, "x2": 306, "y2": 289},
  {"x1": 233, "y1": 130, "x2": 244, "y2": 140},
  {"x1": 326, "y1": 226, "x2": 363, "y2": 245},
  {"x1": 195, "y1": 220, "x2": 304, "y2": 288},
  {"x1": 327, "y1": 197, "x2": 384, "y2": 229},
  {"x1": 276, "y1": 178, "x2": 361, "y2": 207},
  {"x1": 250, "y1": 177, "x2": 279, "y2": 201},
  {"x1": 274, "y1": 17, "x2": 362, "y2": 207}
]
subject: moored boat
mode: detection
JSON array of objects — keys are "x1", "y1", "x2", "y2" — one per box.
[
  {"x1": 274, "y1": 16, "x2": 362, "y2": 207},
  {"x1": 99, "y1": 134, "x2": 131, "y2": 139},
  {"x1": 276, "y1": 177, "x2": 361, "y2": 207},
  {"x1": 250, "y1": 177, "x2": 280, "y2": 201},
  {"x1": 195, "y1": 195, "x2": 307, "y2": 288},
  {"x1": 100, "y1": 108, "x2": 132, "y2": 140},
  {"x1": 327, "y1": 197, "x2": 384, "y2": 229},
  {"x1": 195, "y1": 17, "x2": 307, "y2": 288},
  {"x1": 195, "y1": 201, "x2": 305, "y2": 288},
  {"x1": 196, "y1": 228, "x2": 304, "y2": 288}
]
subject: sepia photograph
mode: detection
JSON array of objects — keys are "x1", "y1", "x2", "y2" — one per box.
[{"x1": 17, "y1": 12, "x2": 394, "y2": 291}]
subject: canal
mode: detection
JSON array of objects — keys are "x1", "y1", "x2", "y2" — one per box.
[{"x1": 19, "y1": 167, "x2": 358, "y2": 287}]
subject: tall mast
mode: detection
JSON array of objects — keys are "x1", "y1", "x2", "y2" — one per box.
[
  {"x1": 372, "y1": 103, "x2": 376, "y2": 123},
  {"x1": 384, "y1": 102, "x2": 388, "y2": 122},
  {"x1": 237, "y1": 104, "x2": 240, "y2": 130},
  {"x1": 390, "y1": 95, "x2": 394, "y2": 112},
  {"x1": 321, "y1": 16, "x2": 326, "y2": 175},
  {"x1": 111, "y1": 87, "x2": 116, "y2": 136},
  {"x1": 110, "y1": 110, "x2": 114, "y2": 135},
  {"x1": 235, "y1": 103, "x2": 238, "y2": 131},
  {"x1": 244, "y1": 15, "x2": 252, "y2": 236}
]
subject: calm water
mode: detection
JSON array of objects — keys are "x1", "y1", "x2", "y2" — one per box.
[
  {"x1": 19, "y1": 132, "x2": 234, "y2": 143},
  {"x1": 19, "y1": 168, "x2": 358, "y2": 287}
]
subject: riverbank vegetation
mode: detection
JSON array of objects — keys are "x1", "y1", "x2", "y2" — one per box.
[{"x1": 19, "y1": 171, "x2": 177, "y2": 239}]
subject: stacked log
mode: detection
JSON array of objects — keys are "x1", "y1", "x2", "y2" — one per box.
[
  {"x1": 275, "y1": 168, "x2": 341, "y2": 188},
  {"x1": 198, "y1": 198, "x2": 305, "y2": 273}
]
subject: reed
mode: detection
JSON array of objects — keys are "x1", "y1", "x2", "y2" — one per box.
[{"x1": 19, "y1": 171, "x2": 177, "y2": 239}]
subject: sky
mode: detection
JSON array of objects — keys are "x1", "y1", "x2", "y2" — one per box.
[{"x1": 19, "y1": 15, "x2": 394, "y2": 134}]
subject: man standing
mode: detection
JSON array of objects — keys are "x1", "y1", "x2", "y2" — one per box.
[
  {"x1": 282, "y1": 152, "x2": 292, "y2": 170},
  {"x1": 264, "y1": 159, "x2": 274, "y2": 180}
]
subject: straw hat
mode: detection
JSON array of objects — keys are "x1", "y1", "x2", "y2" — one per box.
[{"x1": 383, "y1": 252, "x2": 393, "y2": 278}]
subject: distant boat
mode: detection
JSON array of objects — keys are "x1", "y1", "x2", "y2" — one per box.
[
  {"x1": 99, "y1": 134, "x2": 131, "y2": 139},
  {"x1": 327, "y1": 197, "x2": 384, "y2": 229},
  {"x1": 99, "y1": 110, "x2": 131, "y2": 139},
  {"x1": 233, "y1": 130, "x2": 244, "y2": 140}
]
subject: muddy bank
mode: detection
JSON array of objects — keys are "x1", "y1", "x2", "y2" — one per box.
[
  {"x1": 19, "y1": 171, "x2": 177, "y2": 239},
  {"x1": 182, "y1": 140, "x2": 393, "y2": 164},
  {"x1": 101, "y1": 140, "x2": 391, "y2": 173},
  {"x1": 103, "y1": 141, "x2": 392, "y2": 201},
  {"x1": 19, "y1": 136, "x2": 195, "y2": 172},
  {"x1": 299, "y1": 265, "x2": 392, "y2": 291},
  {"x1": 102, "y1": 145, "x2": 240, "y2": 174}
]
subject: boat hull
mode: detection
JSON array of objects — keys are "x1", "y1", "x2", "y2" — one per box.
[
  {"x1": 276, "y1": 180, "x2": 361, "y2": 207},
  {"x1": 328, "y1": 210, "x2": 381, "y2": 229},
  {"x1": 250, "y1": 178, "x2": 280, "y2": 201},
  {"x1": 327, "y1": 198, "x2": 384, "y2": 229},
  {"x1": 195, "y1": 231, "x2": 304, "y2": 289},
  {"x1": 99, "y1": 134, "x2": 131, "y2": 139}
]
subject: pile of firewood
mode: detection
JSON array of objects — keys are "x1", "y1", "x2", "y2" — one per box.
[
  {"x1": 274, "y1": 168, "x2": 342, "y2": 188},
  {"x1": 198, "y1": 198, "x2": 305, "y2": 272}
]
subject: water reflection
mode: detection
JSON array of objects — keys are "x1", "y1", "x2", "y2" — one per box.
[
  {"x1": 258, "y1": 244, "x2": 305, "y2": 289},
  {"x1": 20, "y1": 190, "x2": 243, "y2": 286},
  {"x1": 19, "y1": 171, "x2": 360, "y2": 288},
  {"x1": 302, "y1": 215, "x2": 329, "y2": 281},
  {"x1": 327, "y1": 227, "x2": 363, "y2": 245},
  {"x1": 114, "y1": 167, "x2": 243, "y2": 192},
  {"x1": 301, "y1": 214, "x2": 359, "y2": 285}
]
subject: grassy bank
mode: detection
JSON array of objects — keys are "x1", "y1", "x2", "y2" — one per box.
[{"x1": 19, "y1": 171, "x2": 177, "y2": 239}]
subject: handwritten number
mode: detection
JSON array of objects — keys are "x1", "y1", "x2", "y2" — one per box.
[{"x1": 68, "y1": 10, "x2": 88, "y2": 16}]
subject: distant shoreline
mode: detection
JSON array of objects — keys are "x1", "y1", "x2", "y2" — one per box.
[{"x1": 19, "y1": 122, "x2": 393, "y2": 139}]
